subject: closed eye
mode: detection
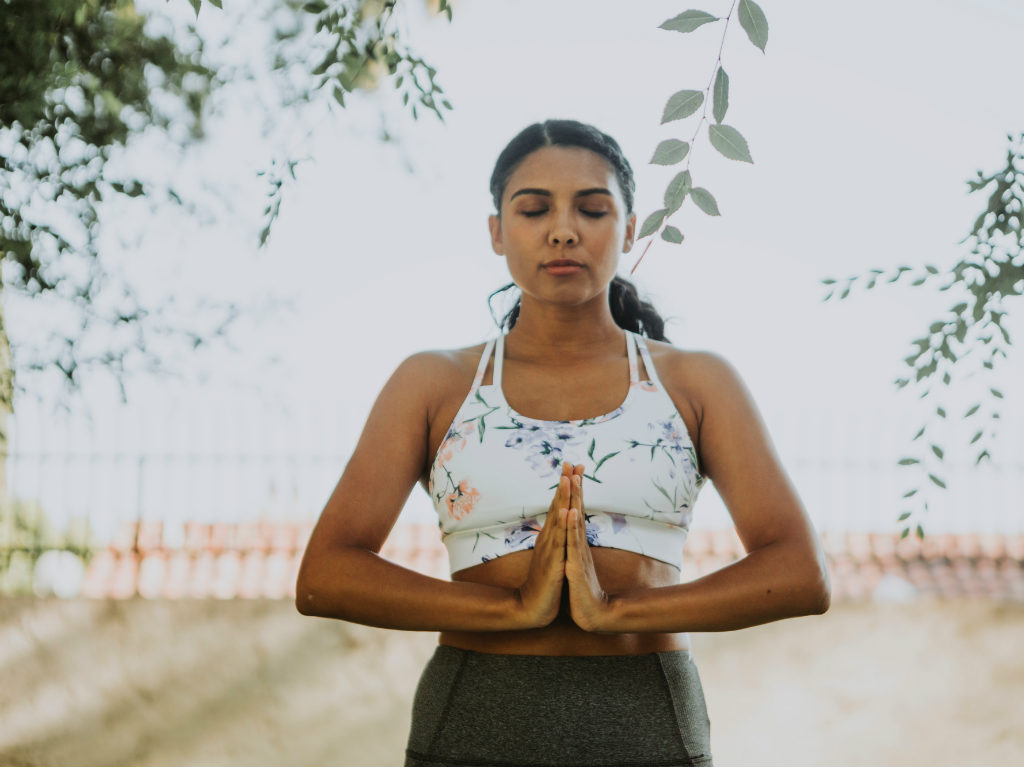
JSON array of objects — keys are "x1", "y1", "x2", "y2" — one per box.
[{"x1": 519, "y1": 209, "x2": 608, "y2": 218}]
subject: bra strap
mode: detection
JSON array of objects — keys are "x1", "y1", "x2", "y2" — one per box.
[
  {"x1": 470, "y1": 337, "x2": 496, "y2": 396},
  {"x1": 493, "y1": 332, "x2": 505, "y2": 389},
  {"x1": 634, "y1": 333, "x2": 665, "y2": 388},
  {"x1": 626, "y1": 329, "x2": 639, "y2": 383}
]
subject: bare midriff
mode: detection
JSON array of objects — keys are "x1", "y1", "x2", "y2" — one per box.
[{"x1": 439, "y1": 546, "x2": 690, "y2": 656}]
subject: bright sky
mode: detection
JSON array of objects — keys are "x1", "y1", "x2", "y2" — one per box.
[{"x1": 10, "y1": 0, "x2": 1024, "y2": 539}]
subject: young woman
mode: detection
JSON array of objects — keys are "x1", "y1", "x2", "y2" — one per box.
[{"x1": 296, "y1": 119, "x2": 830, "y2": 767}]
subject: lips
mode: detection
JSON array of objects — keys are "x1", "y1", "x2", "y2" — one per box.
[{"x1": 542, "y1": 259, "x2": 583, "y2": 268}]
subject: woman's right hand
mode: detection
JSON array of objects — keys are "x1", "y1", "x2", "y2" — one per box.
[{"x1": 514, "y1": 461, "x2": 576, "y2": 628}]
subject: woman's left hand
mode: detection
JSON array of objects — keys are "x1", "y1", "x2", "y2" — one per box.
[{"x1": 564, "y1": 465, "x2": 614, "y2": 633}]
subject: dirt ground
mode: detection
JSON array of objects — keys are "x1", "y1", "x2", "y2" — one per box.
[{"x1": 0, "y1": 597, "x2": 1021, "y2": 767}]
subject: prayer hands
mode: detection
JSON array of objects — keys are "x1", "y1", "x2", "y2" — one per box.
[
  {"x1": 563, "y1": 463, "x2": 612, "y2": 632},
  {"x1": 514, "y1": 461, "x2": 611, "y2": 632}
]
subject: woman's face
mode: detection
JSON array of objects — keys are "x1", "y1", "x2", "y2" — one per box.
[{"x1": 488, "y1": 145, "x2": 636, "y2": 311}]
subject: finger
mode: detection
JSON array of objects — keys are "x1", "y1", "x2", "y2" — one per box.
[
  {"x1": 565, "y1": 507, "x2": 580, "y2": 563},
  {"x1": 544, "y1": 475, "x2": 568, "y2": 527}
]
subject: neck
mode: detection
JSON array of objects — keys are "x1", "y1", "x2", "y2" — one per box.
[{"x1": 505, "y1": 292, "x2": 624, "y2": 359}]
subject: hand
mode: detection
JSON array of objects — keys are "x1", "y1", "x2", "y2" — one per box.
[
  {"x1": 514, "y1": 462, "x2": 572, "y2": 628},
  {"x1": 565, "y1": 467, "x2": 613, "y2": 632}
]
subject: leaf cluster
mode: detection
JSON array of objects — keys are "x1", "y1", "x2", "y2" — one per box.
[
  {"x1": 249, "y1": 0, "x2": 453, "y2": 245},
  {"x1": 823, "y1": 132, "x2": 1024, "y2": 536},
  {"x1": 0, "y1": 0, "x2": 223, "y2": 402},
  {"x1": 633, "y1": 0, "x2": 766, "y2": 272}
]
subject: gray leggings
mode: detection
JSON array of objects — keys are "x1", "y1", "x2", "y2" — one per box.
[{"x1": 405, "y1": 645, "x2": 713, "y2": 767}]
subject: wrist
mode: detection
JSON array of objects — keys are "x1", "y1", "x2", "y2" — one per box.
[{"x1": 510, "y1": 587, "x2": 557, "y2": 630}]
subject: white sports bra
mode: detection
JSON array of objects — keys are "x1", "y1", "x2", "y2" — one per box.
[{"x1": 427, "y1": 329, "x2": 706, "y2": 574}]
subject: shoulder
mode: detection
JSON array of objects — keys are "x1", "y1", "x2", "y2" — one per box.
[
  {"x1": 643, "y1": 339, "x2": 746, "y2": 419},
  {"x1": 390, "y1": 341, "x2": 490, "y2": 409}
]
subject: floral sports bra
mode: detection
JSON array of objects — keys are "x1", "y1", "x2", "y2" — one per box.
[{"x1": 427, "y1": 329, "x2": 706, "y2": 574}]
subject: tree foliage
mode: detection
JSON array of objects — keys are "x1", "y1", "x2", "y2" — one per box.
[
  {"x1": 0, "y1": 0, "x2": 451, "y2": 405},
  {"x1": 823, "y1": 132, "x2": 1024, "y2": 537},
  {"x1": 0, "y1": 0, "x2": 218, "y2": 403}
]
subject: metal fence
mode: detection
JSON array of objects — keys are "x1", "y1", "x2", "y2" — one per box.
[{"x1": 3, "y1": 396, "x2": 1023, "y2": 600}]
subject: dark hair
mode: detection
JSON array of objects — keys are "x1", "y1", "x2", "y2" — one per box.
[{"x1": 487, "y1": 119, "x2": 669, "y2": 342}]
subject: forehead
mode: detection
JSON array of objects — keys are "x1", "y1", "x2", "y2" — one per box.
[{"x1": 503, "y1": 145, "x2": 619, "y2": 200}]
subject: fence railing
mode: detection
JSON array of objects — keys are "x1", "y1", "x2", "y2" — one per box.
[{"x1": 4, "y1": 402, "x2": 1024, "y2": 599}]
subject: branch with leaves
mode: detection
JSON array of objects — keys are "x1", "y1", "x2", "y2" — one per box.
[
  {"x1": 631, "y1": 0, "x2": 767, "y2": 274},
  {"x1": 822, "y1": 132, "x2": 1024, "y2": 538}
]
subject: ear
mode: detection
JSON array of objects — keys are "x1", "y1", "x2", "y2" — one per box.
[
  {"x1": 622, "y1": 212, "x2": 637, "y2": 253},
  {"x1": 488, "y1": 213, "x2": 505, "y2": 255}
]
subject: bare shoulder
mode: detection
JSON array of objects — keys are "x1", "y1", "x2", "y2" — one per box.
[
  {"x1": 397, "y1": 342, "x2": 488, "y2": 403},
  {"x1": 643, "y1": 339, "x2": 743, "y2": 418}
]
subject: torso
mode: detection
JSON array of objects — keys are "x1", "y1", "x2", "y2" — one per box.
[{"x1": 417, "y1": 335, "x2": 706, "y2": 656}]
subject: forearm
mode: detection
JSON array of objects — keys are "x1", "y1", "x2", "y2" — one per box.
[
  {"x1": 296, "y1": 546, "x2": 525, "y2": 632},
  {"x1": 602, "y1": 541, "x2": 831, "y2": 634}
]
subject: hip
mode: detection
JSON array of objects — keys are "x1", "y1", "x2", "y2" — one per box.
[{"x1": 405, "y1": 644, "x2": 713, "y2": 767}]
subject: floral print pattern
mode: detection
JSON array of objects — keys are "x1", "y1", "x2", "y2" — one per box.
[{"x1": 429, "y1": 332, "x2": 705, "y2": 572}]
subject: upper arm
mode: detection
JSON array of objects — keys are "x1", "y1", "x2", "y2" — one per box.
[
  {"x1": 685, "y1": 352, "x2": 819, "y2": 555},
  {"x1": 301, "y1": 351, "x2": 452, "y2": 557}
]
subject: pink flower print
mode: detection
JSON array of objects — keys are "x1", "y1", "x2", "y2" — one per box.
[
  {"x1": 438, "y1": 421, "x2": 475, "y2": 464},
  {"x1": 445, "y1": 479, "x2": 480, "y2": 520},
  {"x1": 631, "y1": 380, "x2": 659, "y2": 392}
]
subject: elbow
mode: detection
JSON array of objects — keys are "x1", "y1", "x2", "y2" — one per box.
[{"x1": 802, "y1": 560, "x2": 832, "y2": 615}]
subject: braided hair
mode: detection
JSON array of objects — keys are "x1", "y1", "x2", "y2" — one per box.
[{"x1": 487, "y1": 119, "x2": 670, "y2": 342}]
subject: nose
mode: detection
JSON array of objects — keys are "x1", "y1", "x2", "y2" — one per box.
[{"x1": 547, "y1": 210, "x2": 578, "y2": 247}]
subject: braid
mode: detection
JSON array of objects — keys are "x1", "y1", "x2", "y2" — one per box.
[{"x1": 608, "y1": 276, "x2": 669, "y2": 341}]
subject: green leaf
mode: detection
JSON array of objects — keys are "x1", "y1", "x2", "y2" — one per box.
[
  {"x1": 713, "y1": 67, "x2": 729, "y2": 123},
  {"x1": 916, "y1": 524, "x2": 925, "y2": 540},
  {"x1": 975, "y1": 449, "x2": 990, "y2": 465},
  {"x1": 661, "y1": 90, "x2": 704, "y2": 123},
  {"x1": 588, "y1": 438, "x2": 596, "y2": 460},
  {"x1": 650, "y1": 139, "x2": 690, "y2": 165},
  {"x1": 931, "y1": 444, "x2": 944, "y2": 460},
  {"x1": 303, "y1": 1, "x2": 327, "y2": 10},
  {"x1": 332, "y1": 85, "x2": 345, "y2": 107},
  {"x1": 928, "y1": 473, "x2": 946, "y2": 489},
  {"x1": 664, "y1": 171, "x2": 692, "y2": 212},
  {"x1": 936, "y1": 407, "x2": 946, "y2": 418},
  {"x1": 690, "y1": 187, "x2": 721, "y2": 216},
  {"x1": 639, "y1": 208, "x2": 668, "y2": 238},
  {"x1": 912, "y1": 426, "x2": 925, "y2": 441},
  {"x1": 991, "y1": 387, "x2": 1004, "y2": 399},
  {"x1": 661, "y1": 225, "x2": 684, "y2": 244},
  {"x1": 708, "y1": 124, "x2": 753, "y2": 163},
  {"x1": 970, "y1": 430, "x2": 983, "y2": 444},
  {"x1": 207, "y1": 0, "x2": 223, "y2": 6},
  {"x1": 188, "y1": 0, "x2": 201, "y2": 17},
  {"x1": 659, "y1": 9, "x2": 719, "y2": 33},
  {"x1": 898, "y1": 511, "x2": 912, "y2": 520},
  {"x1": 965, "y1": 404, "x2": 980, "y2": 417},
  {"x1": 900, "y1": 527, "x2": 910, "y2": 540},
  {"x1": 738, "y1": 0, "x2": 769, "y2": 52},
  {"x1": 594, "y1": 451, "x2": 620, "y2": 473},
  {"x1": 822, "y1": 278, "x2": 837, "y2": 285},
  {"x1": 898, "y1": 458, "x2": 920, "y2": 466},
  {"x1": 902, "y1": 490, "x2": 917, "y2": 499},
  {"x1": 925, "y1": 264, "x2": 939, "y2": 274},
  {"x1": 652, "y1": 480, "x2": 675, "y2": 506}
]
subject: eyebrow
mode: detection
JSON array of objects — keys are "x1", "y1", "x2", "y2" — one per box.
[{"x1": 508, "y1": 187, "x2": 614, "y2": 202}]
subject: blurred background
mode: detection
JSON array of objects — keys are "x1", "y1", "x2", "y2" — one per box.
[{"x1": 1, "y1": 0, "x2": 1022, "y2": 765}]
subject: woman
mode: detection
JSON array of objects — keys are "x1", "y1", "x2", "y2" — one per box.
[{"x1": 296, "y1": 119, "x2": 830, "y2": 767}]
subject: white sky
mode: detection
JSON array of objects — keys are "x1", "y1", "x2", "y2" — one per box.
[{"x1": 9, "y1": 0, "x2": 1024, "y2": 538}]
